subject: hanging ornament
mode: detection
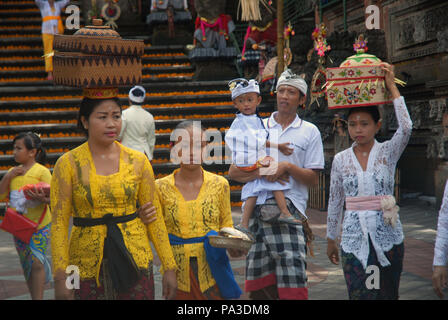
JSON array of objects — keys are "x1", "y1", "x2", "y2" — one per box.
[
  {"x1": 101, "y1": 0, "x2": 121, "y2": 30},
  {"x1": 309, "y1": 23, "x2": 331, "y2": 108}
]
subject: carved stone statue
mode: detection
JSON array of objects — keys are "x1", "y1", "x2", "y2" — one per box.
[
  {"x1": 237, "y1": 1, "x2": 277, "y2": 82},
  {"x1": 188, "y1": 0, "x2": 238, "y2": 80}
]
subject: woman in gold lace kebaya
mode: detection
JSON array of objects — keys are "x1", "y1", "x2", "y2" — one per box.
[
  {"x1": 140, "y1": 120, "x2": 244, "y2": 300},
  {"x1": 50, "y1": 90, "x2": 177, "y2": 300}
]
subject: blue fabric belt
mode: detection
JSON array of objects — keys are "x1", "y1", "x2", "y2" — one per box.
[{"x1": 169, "y1": 231, "x2": 242, "y2": 299}]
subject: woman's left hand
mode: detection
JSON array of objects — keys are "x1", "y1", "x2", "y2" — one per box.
[
  {"x1": 162, "y1": 269, "x2": 178, "y2": 300},
  {"x1": 137, "y1": 201, "x2": 157, "y2": 225},
  {"x1": 25, "y1": 186, "x2": 50, "y2": 204},
  {"x1": 380, "y1": 62, "x2": 400, "y2": 99},
  {"x1": 432, "y1": 266, "x2": 447, "y2": 299}
]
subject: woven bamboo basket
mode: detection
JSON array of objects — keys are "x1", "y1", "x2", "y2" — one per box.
[
  {"x1": 208, "y1": 235, "x2": 253, "y2": 251},
  {"x1": 53, "y1": 19, "x2": 144, "y2": 88}
]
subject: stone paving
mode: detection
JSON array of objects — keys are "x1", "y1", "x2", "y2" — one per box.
[{"x1": 0, "y1": 198, "x2": 445, "y2": 300}]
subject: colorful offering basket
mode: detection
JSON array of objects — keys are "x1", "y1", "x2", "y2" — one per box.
[
  {"x1": 325, "y1": 35, "x2": 405, "y2": 110},
  {"x1": 325, "y1": 59, "x2": 391, "y2": 109},
  {"x1": 53, "y1": 19, "x2": 144, "y2": 88}
]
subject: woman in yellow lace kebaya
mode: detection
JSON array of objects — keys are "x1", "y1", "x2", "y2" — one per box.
[
  {"x1": 50, "y1": 92, "x2": 177, "y2": 300},
  {"x1": 140, "y1": 120, "x2": 244, "y2": 300}
]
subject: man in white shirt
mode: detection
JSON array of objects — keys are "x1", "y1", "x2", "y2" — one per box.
[
  {"x1": 228, "y1": 69, "x2": 325, "y2": 300},
  {"x1": 119, "y1": 86, "x2": 156, "y2": 160}
]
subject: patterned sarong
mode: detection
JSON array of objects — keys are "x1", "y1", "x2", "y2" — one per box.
[
  {"x1": 175, "y1": 258, "x2": 223, "y2": 300},
  {"x1": 341, "y1": 236, "x2": 404, "y2": 300},
  {"x1": 14, "y1": 223, "x2": 52, "y2": 284},
  {"x1": 74, "y1": 260, "x2": 155, "y2": 300},
  {"x1": 245, "y1": 202, "x2": 308, "y2": 299}
]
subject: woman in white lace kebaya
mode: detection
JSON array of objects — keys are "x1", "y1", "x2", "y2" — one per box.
[
  {"x1": 433, "y1": 180, "x2": 448, "y2": 299},
  {"x1": 326, "y1": 63, "x2": 412, "y2": 300}
]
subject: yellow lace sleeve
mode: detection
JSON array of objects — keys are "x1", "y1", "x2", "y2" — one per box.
[
  {"x1": 219, "y1": 178, "x2": 234, "y2": 229},
  {"x1": 40, "y1": 166, "x2": 52, "y2": 184},
  {"x1": 0, "y1": 168, "x2": 13, "y2": 200},
  {"x1": 50, "y1": 154, "x2": 73, "y2": 275},
  {"x1": 138, "y1": 157, "x2": 177, "y2": 272}
]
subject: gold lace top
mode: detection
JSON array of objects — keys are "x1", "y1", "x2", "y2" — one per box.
[
  {"x1": 0, "y1": 163, "x2": 52, "y2": 229},
  {"x1": 155, "y1": 169, "x2": 233, "y2": 293},
  {"x1": 50, "y1": 141, "x2": 177, "y2": 284}
]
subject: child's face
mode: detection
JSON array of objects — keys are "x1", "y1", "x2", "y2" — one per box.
[
  {"x1": 13, "y1": 139, "x2": 35, "y2": 164},
  {"x1": 233, "y1": 92, "x2": 262, "y2": 115}
]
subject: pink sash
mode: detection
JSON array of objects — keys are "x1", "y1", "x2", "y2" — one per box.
[{"x1": 345, "y1": 195, "x2": 385, "y2": 211}]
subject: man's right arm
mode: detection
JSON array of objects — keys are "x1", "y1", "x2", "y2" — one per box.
[{"x1": 228, "y1": 164, "x2": 260, "y2": 183}]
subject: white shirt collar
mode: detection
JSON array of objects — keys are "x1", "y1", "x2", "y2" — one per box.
[{"x1": 266, "y1": 111, "x2": 302, "y2": 129}]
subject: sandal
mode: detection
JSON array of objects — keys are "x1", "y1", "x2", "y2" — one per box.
[
  {"x1": 235, "y1": 224, "x2": 255, "y2": 242},
  {"x1": 277, "y1": 214, "x2": 302, "y2": 225}
]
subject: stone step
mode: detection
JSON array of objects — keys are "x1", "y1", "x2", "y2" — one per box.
[
  {"x1": 0, "y1": 18, "x2": 42, "y2": 26},
  {"x1": 0, "y1": 65, "x2": 194, "y2": 79},
  {"x1": 0, "y1": 116, "x2": 235, "y2": 134},
  {"x1": 0, "y1": 45, "x2": 186, "y2": 58},
  {"x1": 0, "y1": 0, "x2": 81, "y2": 9},
  {"x1": 144, "y1": 45, "x2": 185, "y2": 54},
  {"x1": 0, "y1": 11, "x2": 41, "y2": 19},
  {"x1": 0, "y1": 75, "x2": 196, "y2": 87},
  {"x1": 0, "y1": 48, "x2": 44, "y2": 58},
  {"x1": 0, "y1": 110, "x2": 249, "y2": 126},
  {"x1": 0, "y1": 104, "x2": 274, "y2": 124},
  {"x1": 0, "y1": 2, "x2": 39, "y2": 9},
  {"x1": 0, "y1": 80, "x2": 228, "y2": 96},
  {"x1": 0, "y1": 37, "x2": 49, "y2": 46},
  {"x1": 0, "y1": 93, "x2": 230, "y2": 108},
  {"x1": 0, "y1": 54, "x2": 190, "y2": 68},
  {"x1": 0, "y1": 28, "x2": 41, "y2": 36},
  {"x1": 0, "y1": 131, "x2": 234, "y2": 150}
]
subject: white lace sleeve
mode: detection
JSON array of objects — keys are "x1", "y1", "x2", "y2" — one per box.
[
  {"x1": 434, "y1": 180, "x2": 448, "y2": 266},
  {"x1": 386, "y1": 96, "x2": 413, "y2": 164},
  {"x1": 327, "y1": 153, "x2": 345, "y2": 240}
]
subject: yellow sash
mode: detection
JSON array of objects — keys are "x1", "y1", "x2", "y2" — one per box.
[{"x1": 42, "y1": 15, "x2": 64, "y2": 34}]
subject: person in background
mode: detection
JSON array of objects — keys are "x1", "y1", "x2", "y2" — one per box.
[
  {"x1": 119, "y1": 85, "x2": 156, "y2": 161},
  {"x1": 0, "y1": 132, "x2": 52, "y2": 300},
  {"x1": 35, "y1": 0, "x2": 70, "y2": 81},
  {"x1": 433, "y1": 180, "x2": 448, "y2": 299}
]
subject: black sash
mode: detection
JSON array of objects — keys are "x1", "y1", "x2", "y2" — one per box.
[{"x1": 73, "y1": 213, "x2": 140, "y2": 293}]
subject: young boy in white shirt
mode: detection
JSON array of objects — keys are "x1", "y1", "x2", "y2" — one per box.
[{"x1": 225, "y1": 78, "x2": 302, "y2": 235}]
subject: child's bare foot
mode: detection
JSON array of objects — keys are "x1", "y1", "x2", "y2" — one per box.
[
  {"x1": 258, "y1": 156, "x2": 274, "y2": 167},
  {"x1": 240, "y1": 221, "x2": 249, "y2": 230}
]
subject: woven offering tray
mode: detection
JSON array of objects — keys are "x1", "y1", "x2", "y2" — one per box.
[
  {"x1": 325, "y1": 52, "x2": 391, "y2": 109},
  {"x1": 324, "y1": 34, "x2": 408, "y2": 109},
  {"x1": 208, "y1": 235, "x2": 253, "y2": 251},
  {"x1": 53, "y1": 19, "x2": 144, "y2": 88}
]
